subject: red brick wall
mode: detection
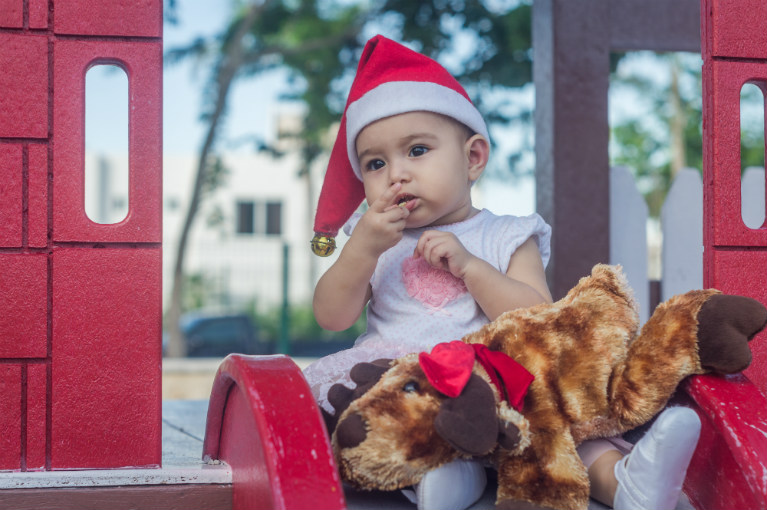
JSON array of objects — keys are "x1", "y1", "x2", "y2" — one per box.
[{"x1": 0, "y1": 0, "x2": 162, "y2": 470}]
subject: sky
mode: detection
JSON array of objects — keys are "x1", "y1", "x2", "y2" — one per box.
[{"x1": 162, "y1": 2, "x2": 292, "y2": 156}]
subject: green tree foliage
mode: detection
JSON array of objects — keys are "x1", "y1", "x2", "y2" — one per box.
[
  {"x1": 609, "y1": 53, "x2": 701, "y2": 217},
  {"x1": 740, "y1": 83, "x2": 767, "y2": 172},
  {"x1": 610, "y1": 52, "x2": 764, "y2": 217}
]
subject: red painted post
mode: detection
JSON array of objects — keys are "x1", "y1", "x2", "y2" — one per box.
[
  {"x1": 0, "y1": 0, "x2": 163, "y2": 470},
  {"x1": 683, "y1": 1, "x2": 767, "y2": 508},
  {"x1": 701, "y1": 0, "x2": 767, "y2": 391}
]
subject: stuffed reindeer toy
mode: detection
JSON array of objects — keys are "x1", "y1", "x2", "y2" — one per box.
[{"x1": 323, "y1": 264, "x2": 767, "y2": 510}]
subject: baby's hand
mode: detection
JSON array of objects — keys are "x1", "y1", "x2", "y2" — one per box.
[
  {"x1": 414, "y1": 230, "x2": 475, "y2": 280},
  {"x1": 353, "y1": 183, "x2": 412, "y2": 257}
]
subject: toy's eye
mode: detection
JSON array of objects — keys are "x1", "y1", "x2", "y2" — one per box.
[{"x1": 403, "y1": 381, "x2": 419, "y2": 393}]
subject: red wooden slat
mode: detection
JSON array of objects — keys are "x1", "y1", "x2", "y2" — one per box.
[
  {"x1": 0, "y1": 254, "x2": 47, "y2": 359},
  {"x1": 51, "y1": 248, "x2": 162, "y2": 469},
  {"x1": 0, "y1": 365, "x2": 22, "y2": 470},
  {"x1": 53, "y1": 0, "x2": 162, "y2": 38},
  {"x1": 0, "y1": 34, "x2": 48, "y2": 139},
  {"x1": 0, "y1": 144, "x2": 23, "y2": 248},
  {"x1": 710, "y1": 0, "x2": 767, "y2": 59},
  {"x1": 26, "y1": 363, "x2": 47, "y2": 471}
]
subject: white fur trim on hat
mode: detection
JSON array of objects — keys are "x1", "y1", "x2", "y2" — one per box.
[{"x1": 345, "y1": 81, "x2": 489, "y2": 180}]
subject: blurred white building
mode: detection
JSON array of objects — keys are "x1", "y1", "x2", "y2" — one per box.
[{"x1": 85, "y1": 114, "x2": 338, "y2": 314}]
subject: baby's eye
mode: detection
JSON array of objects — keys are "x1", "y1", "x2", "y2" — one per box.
[
  {"x1": 365, "y1": 159, "x2": 386, "y2": 171},
  {"x1": 409, "y1": 145, "x2": 429, "y2": 157},
  {"x1": 403, "y1": 381, "x2": 419, "y2": 393}
]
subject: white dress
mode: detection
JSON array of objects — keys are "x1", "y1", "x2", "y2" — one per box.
[{"x1": 303, "y1": 209, "x2": 551, "y2": 414}]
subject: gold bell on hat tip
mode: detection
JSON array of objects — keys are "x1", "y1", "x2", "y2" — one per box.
[{"x1": 311, "y1": 233, "x2": 336, "y2": 257}]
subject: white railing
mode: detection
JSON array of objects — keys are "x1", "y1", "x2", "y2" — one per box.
[{"x1": 609, "y1": 166, "x2": 765, "y2": 324}]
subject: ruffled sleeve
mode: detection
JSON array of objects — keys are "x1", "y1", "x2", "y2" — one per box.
[{"x1": 487, "y1": 213, "x2": 551, "y2": 272}]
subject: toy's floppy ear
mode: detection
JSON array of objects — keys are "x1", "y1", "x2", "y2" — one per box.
[{"x1": 434, "y1": 374, "x2": 501, "y2": 456}]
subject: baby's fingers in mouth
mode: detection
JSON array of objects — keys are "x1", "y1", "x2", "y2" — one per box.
[{"x1": 396, "y1": 194, "x2": 417, "y2": 208}]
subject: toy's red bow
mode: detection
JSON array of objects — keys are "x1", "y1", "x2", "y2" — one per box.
[{"x1": 418, "y1": 341, "x2": 534, "y2": 411}]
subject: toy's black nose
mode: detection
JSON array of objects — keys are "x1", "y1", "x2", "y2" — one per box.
[{"x1": 336, "y1": 412, "x2": 367, "y2": 449}]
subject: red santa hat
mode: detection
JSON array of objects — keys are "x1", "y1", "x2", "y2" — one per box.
[{"x1": 311, "y1": 35, "x2": 489, "y2": 256}]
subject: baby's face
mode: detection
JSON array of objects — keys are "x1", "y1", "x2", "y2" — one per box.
[{"x1": 355, "y1": 111, "x2": 485, "y2": 229}]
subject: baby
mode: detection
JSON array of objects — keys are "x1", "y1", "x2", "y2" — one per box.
[{"x1": 305, "y1": 35, "x2": 700, "y2": 510}]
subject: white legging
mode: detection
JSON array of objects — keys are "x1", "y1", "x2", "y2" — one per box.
[{"x1": 577, "y1": 437, "x2": 633, "y2": 469}]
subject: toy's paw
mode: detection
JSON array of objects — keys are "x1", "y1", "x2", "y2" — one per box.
[
  {"x1": 325, "y1": 359, "x2": 392, "y2": 434},
  {"x1": 697, "y1": 294, "x2": 767, "y2": 374},
  {"x1": 495, "y1": 499, "x2": 556, "y2": 510}
]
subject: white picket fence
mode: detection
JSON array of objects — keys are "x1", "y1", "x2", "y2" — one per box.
[{"x1": 610, "y1": 166, "x2": 766, "y2": 324}]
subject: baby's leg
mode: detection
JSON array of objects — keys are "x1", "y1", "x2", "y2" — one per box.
[
  {"x1": 577, "y1": 439, "x2": 625, "y2": 507},
  {"x1": 613, "y1": 407, "x2": 701, "y2": 510},
  {"x1": 401, "y1": 459, "x2": 487, "y2": 510},
  {"x1": 577, "y1": 409, "x2": 700, "y2": 509}
]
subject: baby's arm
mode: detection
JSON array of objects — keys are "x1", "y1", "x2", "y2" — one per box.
[
  {"x1": 415, "y1": 232, "x2": 551, "y2": 321},
  {"x1": 313, "y1": 241, "x2": 375, "y2": 331},
  {"x1": 313, "y1": 182, "x2": 413, "y2": 331}
]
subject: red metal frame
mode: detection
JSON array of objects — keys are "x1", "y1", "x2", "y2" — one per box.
[{"x1": 203, "y1": 355, "x2": 345, "y2": 510}]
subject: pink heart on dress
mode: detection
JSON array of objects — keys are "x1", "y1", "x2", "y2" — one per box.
[
  {"x1": 402, "y1": 256, "x2": 467, "y2": 311},
  {"x1": 418, "y1": 341, "x2": 475, "y2": 398}
]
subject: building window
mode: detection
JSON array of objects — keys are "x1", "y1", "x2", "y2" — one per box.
[
  {"x1": 236, "y1": 200, "x2": 282, "y2": 236},
  {"x1": 236, "y1": 201, "x2": 255, "y2": 234},
  {"x1": 266, "y1": 202, "x2": 282, "y2": 235}
]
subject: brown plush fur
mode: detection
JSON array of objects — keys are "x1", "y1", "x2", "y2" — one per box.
[{"x1": 327, "y1": 264, "x2": 767, "y2": 510}]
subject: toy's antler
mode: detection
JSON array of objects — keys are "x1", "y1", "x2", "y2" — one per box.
[
  {"x1": 322, "y1": 359, "x2": 392, "y2": 434},
  {"x1": 696, "y1": 294, "x2": 767, "y2": 373}
]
